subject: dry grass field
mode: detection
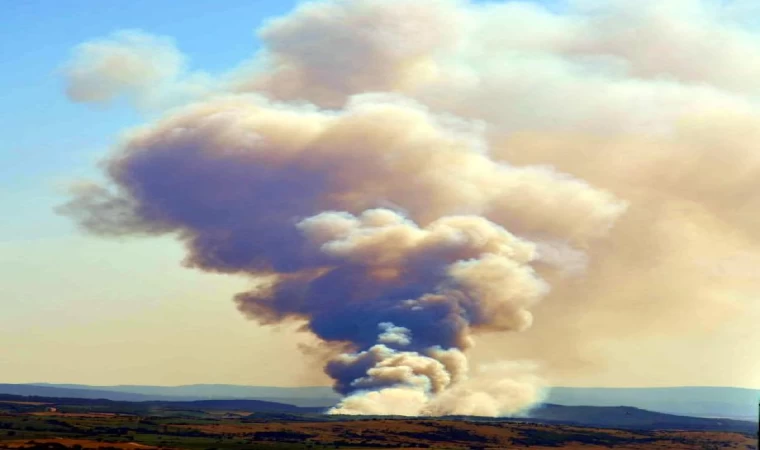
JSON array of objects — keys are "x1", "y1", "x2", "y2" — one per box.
[
  {"x1": 173, "y1": 417, "x2": 756, "y2": 449},
  {"x1": 0, "y1": 438, "x2": 159, "y2": 449},
  {"x1": 0, "y1": 410, "x2": 755, "y2": 449}
]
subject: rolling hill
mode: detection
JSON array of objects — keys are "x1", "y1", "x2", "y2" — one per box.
[
  {"x1": 2, "y1": 384, "x2": 758, "y2": 420},
  {"x1": 524, "y1": 403, "x2": 755, "y2": 433},
  {"x1": 545, "y1": 386, "x2": 760, "y2": 420},
  {"x1": 15, "y1": 383, "x2": 339, "y2": 406},
  {"x1": 0, "y1": 392, "x2": 754, "y2": 434}
]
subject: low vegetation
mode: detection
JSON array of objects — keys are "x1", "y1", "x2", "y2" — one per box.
[{"x1": 0, "y1": 395, "x2": 755, "y2": 449}]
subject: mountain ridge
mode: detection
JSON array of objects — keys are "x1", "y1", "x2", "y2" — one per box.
[
  {"x1": 0, "y1": 392, "x2": 754, "y2": 435},
  {"x1": 2, "y1": 383, "x2": 758, "y2": 420}
]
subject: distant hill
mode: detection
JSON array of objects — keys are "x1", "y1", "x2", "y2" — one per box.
[
  {"x1": 0, "y1": 384, "x2": 170, "y2": 402},
  {"x1": 0, "y1": 392, "x2": 753, "y2": 434},
  {"x1": 11, "y1": 383, "x2": 340, "y2": 407},
  {"x1": 545, "y1": 386, "x2": 760, "y2": 420},
  {"x1": 154, "y1": 398, "x2": 325, "y2": 413},
  {"x1": 524, "y1": 404, "x2": 755, "y2": 434},
  {"x1": 0, "y1": 393, "x2": 323, "y2": 415},
  {"x1": 31, "y1": 383, "x2": 338, "y2": 400},
  {"x1": 2, "y1": 384, "x2": 758, "y2": 420}
]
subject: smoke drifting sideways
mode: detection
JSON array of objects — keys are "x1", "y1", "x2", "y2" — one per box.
[
  {"x1": 59, "y1": 0, "x2": 760, "y2": 414},
  {"x1": 61, "y1": 30, "x2": 214, "y2": 110}
]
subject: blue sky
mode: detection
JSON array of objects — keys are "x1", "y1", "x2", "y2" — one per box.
[
  {"x1": 1, "y1": 0, "x2": 302, "y2": 241},
  {"x1": 0, "y1": 0, "x2": 319, "y2": 385}
]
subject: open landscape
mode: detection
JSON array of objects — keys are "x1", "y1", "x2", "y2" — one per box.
[
  {"x1": 2, "y1": 385, "x2": 757, "y2": 421},
  {"x1": 0, "y1": 394, "x2": 756, "y2": 450},
  {"x1": 4, "y1": 0, "x2": 760, "y2": 448}
]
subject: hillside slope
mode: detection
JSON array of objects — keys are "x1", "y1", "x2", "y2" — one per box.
[
  {"x1": 545, "y1": 386, "x2": 760, "y2": 420},
  {"x1": 4, "y1": 384, "x2": 758, "y2": 419}
]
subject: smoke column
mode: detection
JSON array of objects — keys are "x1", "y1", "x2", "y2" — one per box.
[{"x1": 59, "y1": 0, "x2": 760, "y2": 413}]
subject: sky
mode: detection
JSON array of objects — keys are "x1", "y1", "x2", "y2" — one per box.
[
  {"x1": 2, "y1": 0, "x2": 760, "y2": 396},
  {"x1": 1, "y1": 0, "x2": 317, "y2": 386}
]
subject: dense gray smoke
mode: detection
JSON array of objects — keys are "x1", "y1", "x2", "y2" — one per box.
[{"x1": 60, "y1": 0, "x2": 760, "y2": 414}]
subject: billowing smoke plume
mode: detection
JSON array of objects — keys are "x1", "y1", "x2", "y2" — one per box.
[
  {"x1": 59, "y1": 94, "x2": 621, "y2": 414},
  {"x1": 60, "y1": 0, "x2": 760, "y2": 413}
]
